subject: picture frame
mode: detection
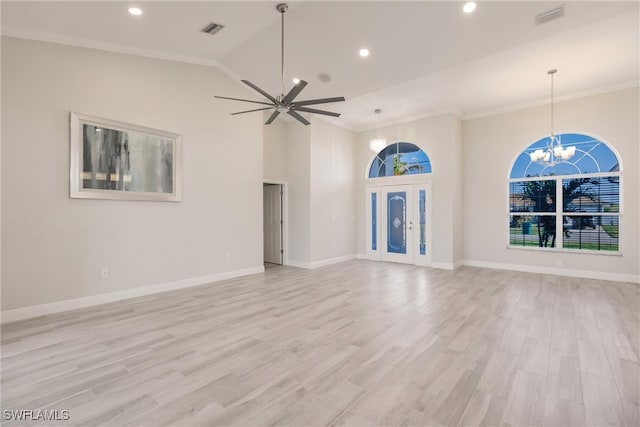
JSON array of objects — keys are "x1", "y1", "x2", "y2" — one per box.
[{"x1": 70, "y1": 112, "x2": 182, "y2": 202}]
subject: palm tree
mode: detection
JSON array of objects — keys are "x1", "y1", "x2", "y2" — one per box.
[{"x1": 521, "y1": 177, "x2": 596, "y2": 247}]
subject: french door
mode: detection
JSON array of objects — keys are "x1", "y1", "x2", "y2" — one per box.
[{"x1": 366, "y1": 183, "x2": 430, "y2": 266}]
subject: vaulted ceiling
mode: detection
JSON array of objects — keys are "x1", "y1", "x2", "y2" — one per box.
[{"x1": 3, "y1": 1, "x2": 638, "y2": 131}]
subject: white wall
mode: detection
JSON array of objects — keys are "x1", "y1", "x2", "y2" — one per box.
[
  {"x1": 463, "y1": 88, "x2": 639, "y2": 281},
  {"x1": 263, "y1": 117, "x2": 357, "y2": 266},
  {"x1": 283, "y1": 122, "x2": 311, "y2": 264},
  {"x1": 1, "y1": 37, "x2": 264, "y2": 312},
  {"x1": 263, "y1": 116, "x2": 288, "y2": 182},
  {"x1": 310, "y1": 119, "x2": 357, "y2": 262},
  {"x1": 355, "y1": 113, "x2": 464, "y2": 268}
]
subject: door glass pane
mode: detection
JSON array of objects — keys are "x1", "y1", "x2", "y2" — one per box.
[
  {"x1": 387, "y1": 192, "x2": 407, "y2": 254},
  {"x1": 419, "y1": 190, "x2": 426, "y2": 255},
  {"x1": 371, "y1": 193, "x2": 377, "y2": 250}
]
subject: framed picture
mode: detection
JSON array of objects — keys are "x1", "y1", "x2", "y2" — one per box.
[{"x1": 70, "y1": 112, "x2": 182, "y2": 201}]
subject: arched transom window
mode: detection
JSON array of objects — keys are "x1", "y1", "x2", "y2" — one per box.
[
  {"x1": 369, "y1": 142, "x2": 432, "y2": 178},
  {"x1": 509, "y1": 133, "x2": 621, "y2": 252}
]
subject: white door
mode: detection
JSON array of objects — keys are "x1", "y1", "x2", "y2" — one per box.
[
  {"x1": 367, "y1": 183, "x2": 431, "y2": 266},
  {"x1": 381, "y1": 185, "x2": 414, "y2": 264},
  {"x1": 263, "y1": 184, "x2": 282, "y2": 264}
]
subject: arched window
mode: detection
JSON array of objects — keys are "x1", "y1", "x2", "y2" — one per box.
[
  {"x1": 509, "y1": 133, "x2": 621, "y2": 252},
  {"x1": 369, "y1": 142, "x2": 432, "y2": 178}
]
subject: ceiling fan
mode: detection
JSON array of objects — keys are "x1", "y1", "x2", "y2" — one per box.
[{"x1": 215, "y1": 3, "x2": 345, "y2": 126}]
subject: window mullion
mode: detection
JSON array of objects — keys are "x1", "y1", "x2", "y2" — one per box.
[{"x1": 556, "y1": 178, "x2": 563, "y2": 249}]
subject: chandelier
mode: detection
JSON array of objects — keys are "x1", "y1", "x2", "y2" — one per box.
[
  {"x1": 529, "y1": 69, "x2": 576, "y2": 166},
  {"x1": 369, "y1": 109, "x2": 387, "y2": 152}
]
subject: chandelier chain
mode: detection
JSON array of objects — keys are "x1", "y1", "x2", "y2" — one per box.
[
  {"x1": 550, "y1": 69, "x2": 555, "y2": 139},
  {"x1": 369, "y1": 109, "x2": 387, "y2": 152},
  {"x1": 529, "y1": 69, "x2": 575, "y2": 167}
]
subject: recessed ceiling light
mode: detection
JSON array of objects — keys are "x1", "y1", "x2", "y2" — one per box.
[
  {"x1": 463, "y1": 2, "x2": 476, "y2": 14},
  {"x1": 359, "y1": 48, "x2": 370, "y2": 58},
  {"x1": 128, "y1": 7, "x2": 142, "y2": 16},
  {"x1": 292, "y1": 77, "x2": 301, "y2": 85}
]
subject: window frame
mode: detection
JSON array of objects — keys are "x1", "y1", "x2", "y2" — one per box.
[
  {"x1": 367, "y1": 142, "x2": 432, "y2": 179},
  {"x1": 507, "y1": 134, "x2": 622, "y2": 255}
]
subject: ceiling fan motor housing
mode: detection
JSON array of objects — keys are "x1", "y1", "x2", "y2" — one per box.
[{"x1": 214, "y1": 1, "x2": 345, "y2": 125}]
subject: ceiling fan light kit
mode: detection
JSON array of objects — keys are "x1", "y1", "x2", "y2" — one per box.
[{"x1": 215, "y1": 3, "x2": 345, "y2": 126}]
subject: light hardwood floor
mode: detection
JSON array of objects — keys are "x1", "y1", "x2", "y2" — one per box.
[{"x1": 1, "y1": 261, "x2": 639, "y2": 426}]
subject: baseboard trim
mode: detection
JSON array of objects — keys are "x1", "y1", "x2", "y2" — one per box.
[
  {"x1": 431, "y1": 260, "x2": 464, "y2": 270},
  {"x1": 462, "y1": 260, "x2": 639, "y2": 284},
  {"x1": 286, "y1": 260, "x2": 310, "y2": 269},
  {"x1": 287, "y1": 254, "x2": 356, "y2": 269},
  {"x1": 1, "y1": 266, "x2": 265, "y2": 324},
  {"x1": 6, "y1": 259, "x2": 633, "y2": 324}
]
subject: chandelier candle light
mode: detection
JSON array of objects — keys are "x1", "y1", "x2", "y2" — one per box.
[
  {"x1": 369, "y1": 109, "x2": 387, "y2": 152},
  {"x1": 529, "y1": 69, "x2": 576, "y2": 166}
]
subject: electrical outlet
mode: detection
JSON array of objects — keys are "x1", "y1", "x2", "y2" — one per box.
[
  {"x1": 225, "y1": 252, "x2": 230, "y2": 261},
  {"x1": 556, "y1": 259, "x2": 563, "y2": 267},
  {"x1": 100, "y1": 268, "x2": 109, "y2": 279}
]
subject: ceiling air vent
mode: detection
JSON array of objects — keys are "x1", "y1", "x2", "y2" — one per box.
[
  {"x1": 535, "y1": 5, "x2": 565, "y2": 25},
  {"x1": 536, "y1": 5, "x2": 564, "y2": 25},
  {"x1": 201, "y1": 22, "x2": 225, "y2": 35}
]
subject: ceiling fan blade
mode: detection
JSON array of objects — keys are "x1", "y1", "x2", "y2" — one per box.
[
  {"x1": 231, "y1": 107, "x2": 275, "y2": 115},
  {"x1": 241, "y1": 80, "x2": 279, "y2": 104},
  {"x1": 287, "y1": 109, "x2": 310, "y2": 126},
  {"x1": 292, "y1": 96, "x2": 346, "y2": 107},
  {"x1": 281, "y1": 80, "x2": 308, "y2": 104},
  {"x1": 291, "y1": 106, "x2": 340, "y2": 117},
  {"x1": 265, "y1": 110, "x2": 281, "y2": 125},
  {"x1": 214, "y1": 96, "x2": 274, "y2": 106}
]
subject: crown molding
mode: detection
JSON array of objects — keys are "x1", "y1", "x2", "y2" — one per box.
[
  {"x1": 463, "y1": 81, "x2": 640, "y2": 121},
  {"x1": 2, "y1": 28, "x2": 222, "y2": 68}
]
